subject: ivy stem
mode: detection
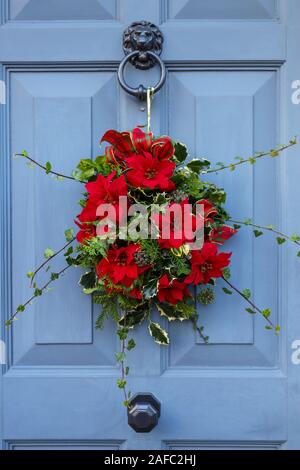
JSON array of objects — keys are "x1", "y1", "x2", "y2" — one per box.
[
  {"x1": 222, "y1": 277, "x2": 274, "y2": 329},
  {"x1": 191, "y1": 318, "x2": 209, "y2": 344},
  {"x1": 229, "y1": 219, "x2": 300, "y2": 247},
  {"x1": 30, "y1": 238, "x2": 76, "y2": 287},
  {"x1": 120, "y1": 338, "x2": 128, "y2": 404},
  {"x1": 15, "y1": 153, "x2": 86, "y2": 183},
  {"x1": 204, "y1": 141, "x2": 296, "y2": 174},
  {"x1": 7, "y1": 265, "x2": 71, "y2": 325}
]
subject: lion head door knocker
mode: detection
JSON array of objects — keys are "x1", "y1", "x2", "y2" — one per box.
[{"x1": 118, "y1": 21, "x2": 166, "y2": 100}]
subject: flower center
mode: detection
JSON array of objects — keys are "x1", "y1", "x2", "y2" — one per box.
[
  {"x1": 201, "y1": 262, "x2": 213, "y2": 273},
  {"x1": 145, "y1": 168, "x2": 158, "y2": 179},
  {"x1": 117, "y1": 254, "x2": 128, "y2": 266}
]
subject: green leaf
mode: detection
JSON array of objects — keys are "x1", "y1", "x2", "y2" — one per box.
[
  {"x1": 115, "y1": 352, "x2": 126, "y2": 363},
  {"x1": 45, "y1": 161, "x2": 52, "y2": 174},
  {"x1": 127, "y1": 339, "x2": 136, "y2": 351},
  {"x1": 270, "y1": 150, "x2": 279, "y2": 158},
  {"x1": 262, "y1": 308, "x2": 271, "y2": 318},
  {"x1": 22, "y1": 150, "x2": 29, "y2": 158},
  {"x1": 51, "y1": 272, "x2": 59, "y2": 281},
  {"x1": 222, "y1": 287, "x2": 233, "y2": 295},
  {"x1": 254, "y1": 230, "x2": 263, "y2": 238},
  {"x1": 245, "y1": 308, "x2": 256, "y2": 315},
  {"x1": 117, "y1": 379, "x2": 127, "y2": 389},
  {"x1": 242, "y1": 289, "x2": 251, "y2": 300},
  {"x1": 276, "y1": 237, "x2": 286, "y2": 245},
  {"x1": 275, "y1": 325, "x2": 281, "y2": 332},
  {"x1": 265, "y1": 325, "x2": 273, "y2": 331},
  {"x1": 143, "y1": 279, "x2": 158, "y2": 300},
  {"x1": 233, "y1": 224, "x2": 241, "y2": 230},
  {"x1": 148, "y1": 322, "x2": 169, "y2": 345},
  {"x1": 298, "y1": 252, "x2": 300, "y2": 258},
  {"x1": 64, "y1": 246, "x2": 74, "y2": 258},
  {"x1": 222, "y1": 268, "x2": 231, "y2": 280},
  {"x1": 125, "y1": 367, "x2": 130, "y2": 376},
  {"x1": 44, "y1": 248, "x2": 54, "y2": 259},
  {"x1": 79, "y1": 271, "x2": 97, "y2": 290},
  {"x1": 174, "y1": 142, "x2": 188, "y2": 163},
  {"x1": 117, "y1": 328, "x2": 129, "y2": 340},
  {"x1": 65, "y1": 228, "x2": 74, "y2": 242},
  {"x1": 187, "y1": 158, "x2": 210, "y2": 175},
  {"x1": 17, "y1": 304, "x2": 25, "y2": 312},
  {"x1": 34, "y1": 288, "x2": 42, "y2": 297},
  {"x1": 27, "y1": 271, "x2": 34, "y2": 279}
]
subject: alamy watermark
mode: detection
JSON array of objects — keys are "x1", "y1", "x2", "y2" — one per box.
[
  {"x1": 292, "y1": 80, "x2": 300, "y2": 105},
  {"x1": 291, "y1": 340, "x2": 300, "y2": 365},
  {"x1": 94, "y1": 198, "x2": 204, "y2": 250}
]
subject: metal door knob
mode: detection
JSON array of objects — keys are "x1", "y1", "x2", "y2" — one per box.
[{"x1": 127, "y1": 393, "x2": 161, "y2": 433}]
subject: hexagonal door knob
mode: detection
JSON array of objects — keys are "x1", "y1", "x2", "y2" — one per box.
[{"x1": 127, "y1": 393, "x2": 161, "y2": 433}]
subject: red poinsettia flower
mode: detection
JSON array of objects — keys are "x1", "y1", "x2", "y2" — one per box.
[
  {"x1": 77, "y1": 198, "x2": 99, "y2": 224},
  {"x1": 196, "y1": 199, "x2": 218, "y2": 225},
  {"x1": 157, "y1": 274, "x2": 191, "y2": 305},
  {"x1": 185, "y1": 242, "x2": 231, "y2": 285},
  {"x1": 126, "y1": 153, "x2": 176, "y2": 191},
  {"x1": 209, "y1": 226, "x2": 237, "y2": 245},
  {"x1": 153, "y1": 199, "x2": 199, "y2": 249},
  {"x1": 96, "y1": 244, "x2": 149, "y2": 288},
  {"x1": 101, "y1": 130, "x2": 134, "y2": 160},
  {"x1": 101, "y1": 127, "x2": 175, "y2": 165},
  {"x1": 77, "y1": 172, "x2": 128, "y2": 225},
  {"x1": 75, "y1": 221, "x2": 96, "y2": 244}
]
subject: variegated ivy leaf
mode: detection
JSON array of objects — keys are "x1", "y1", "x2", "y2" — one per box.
[
  {"x1": 148, "y1": 322, "x2": 169, "y2": 345},
  {"x1": 143, "y1": 279, "x2": 158, "y2": 300},
  {"x1": 173, "y1": 142, "x2": 188, "y2": 163},
  {"x1": 79, "y1": 271, "x2": 97, "y2": 290}
]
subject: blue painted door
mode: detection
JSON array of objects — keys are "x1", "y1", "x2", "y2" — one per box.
[{"x1": 1, "y1": 0, "x2": 300, "y2": 450}]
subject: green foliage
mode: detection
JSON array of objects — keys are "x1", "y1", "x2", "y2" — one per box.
[
  {"x1": 127, "y1": 339, "x2": 136, "y2": 351},
  {"x1": 157, "y1": 300, "x2": 196, "y2": 322},
  {"x1": 79, "y1": 271, "x2": 97, "y2": 290},
  {"x1": 187, "y1": 158, "x2": 210, "y2": 175},
  {"x1": 245, "y1": 308, "x2": 256, "y2": 315},
  {"x1": 276, "y1": 237, "x2": 286, "y2": 245},
  {"x1": 65, "y1": 228, "x2": 74, "y2": 242},
  {"x1": 148, "y1": 322, "x2": 169, "y2": 345},
  {"x1": 173, "y1": 142, "x2": 188, "y2": 163},
  {"x1": 262, "y1": 308, "x2": 271, "y2": 318},
  {"x1": 94, "y1": 292, "x2": 119, "y2": 330},
  {"x1": 44, "y1": 248, "x2": 54, "y2": 259},
  {"x1": 119, "y1": 303, "x2": 150, "y2": 328},
  {"x1": 222, "y1": 287, "x2": 233, "y2": 295},
  {"x1": 72, "y1": 156, "x2": 113, "y2": 181},
  {"x1": 222, "y1": 268, "x2": 231, "y2": 280},
  {"x1": 143, "y1": 278, "x2": 158, "y2": 300},
  {"x1": 45, "y1": 161, "x2": 52, "y2": 174},
  {"x1": 242, "y1": 289, "x2": 251, "y2": 300},
  {"x1": 254, "y1": 230, "x2": 263, "y2": 238}
]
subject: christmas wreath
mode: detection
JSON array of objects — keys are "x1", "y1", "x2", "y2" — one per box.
[{"x1": 8, "y1": 125, "x2": 298, "y2": 406}]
